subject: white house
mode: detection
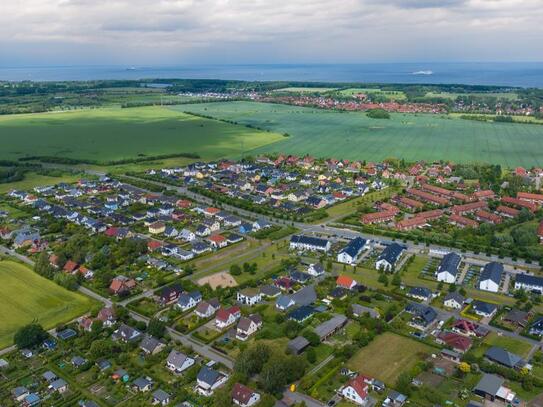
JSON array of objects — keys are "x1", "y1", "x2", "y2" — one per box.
[
  {"x1": 479, "y1": 262, "x2": 503, "y2": 293},
  {"x1": 341, "y1": 376, "x2": 369, "y2": 406},
  {"x1": 237, "y1": 288, "x2": 262, "y2": 306},
  {"x1": 236, "y1": 314, "x2": 263, "y2": 341},
  {"x1": 307, "y1": 263, "x2": 325, "y2": 277},
  {"x1": 215, "y1": 307, "x2": 241, "y2": 329},
  {"x1": 177, "y1": 291, "x2": 202, "y2": 312},
  {"x1": 443, "y1": 292, "x2": 464, "y2": 310},
  {"x1": 196, "y1": 366, "x2": 228, "y2": 396},
  {"x1": 232, "y1": 383, "x2": 261, "y2": 407},
  {"x1": 166, "y1": 350, "x2": 195, "y2": 374},
  {"x1": 375, "y1": 243, "x2": 405, "y2": 272},
  {"x1": 337, "y1": 237, "x2": 368, "y2": 265},
  {"x1": 290, "y1": 235, "x2": 331, "y2": 253},
  {"x1": 514, "y1": 274, "x2": 543, "y2": 294},
  {"x1": 195, "y1": 299, "x2": 220, "y2": 318},
  {"x1": 436, "y1": 252, "x2": 461, "y2": 284}
]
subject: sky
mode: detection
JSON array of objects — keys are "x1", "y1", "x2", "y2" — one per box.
[{"x1": 1, "y1": 0, "x2": 542, "y2": 66}]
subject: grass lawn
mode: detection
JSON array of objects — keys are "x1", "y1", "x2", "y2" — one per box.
[
  {"x1": 180, "y1": 101, "x2": 543, "y2": 167},
  {"x1": 0, "y1": 260, "x2": 96, "y2": 349},
  {"x1": 324, "y1": 187, "x2": 400, "y2": 221},
  {"x1": 0, "y1": 106, "x2": 284, "y2": 163},
  {"x1": 346, "y1": 332, "x2": 434, "y2": 385},
  {"x1": 474, "y1": 332, "x2": 533, "y2": 358},
  {"x1": 0, "y1": 172, "x2": 81, "y2": 194}
]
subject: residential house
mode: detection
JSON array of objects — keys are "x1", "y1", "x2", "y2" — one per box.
[
  {"x1": 485, "y1": 346, "x2": 526, "y2": 369},
  {"x1": 375, "y1": 243, "x2": 405, "y2": 272},
  {"x1": 514, "y1": 273, "x2": 543, "y2": 294},
  {"x1": 437, "y1": 332, "x2": 472, "y2": 353},
  {"x1": 443, "y1": 292, "x2": 465, "y2": 310},
  {"x1": 132, "y1": 377, "x2": 153, "y2": 392},
  {"x1": 276, "y1": 285, "x2": 317, "y2": 311},
  {"x1": 407, "y1": 287, "x2": 433, "y2": 302},
  {"x1": 140, "y1": 335, "x2": 166, "y2": 355},
  {"x1": 289, "y1": 235, "x2": 331, "y2": 253},
  {"x1": 471, "y1": 300, "x2": 498, "y2": 318},
  {"x1": 158, "y1": 284, "x2": 183, "y2": 305},
  {"x1": 307, "y1": 263, "x2": 325, "y2": 277},
  {"x1": 236, "y1": 314, "x2": 263, "y2": 341},
  {"x1": 112, "y1": 324, "x2": 142, "y2": 343},
  {"x1": 337, "y1": 237, "x2": 369, "y2": 265},
  {"x1": 479, "y1": 262, "x2": 503, "y2": 293},
  {"x1": 336, "y1": 275, "x2": 357, "y2": 290},
  {"x1": 166, "y1": 350, "x2": 195, "y2": 374},
  {"x1": 177, "y1": 291, "x2": 202, "y2": 312},
  {"x1": 341, "y1": 375, "x2": 369, "y2": 406},
  {"x1": 109, "y1": 275, "x2": 136, "y2": 296},
  {"x1": 287, "y1": 336, "x2": 310, "y2": 355},
  {"x1": 215, "y1": 306, "x2": 241, "y2": 329},
  {"x1": 436, "y1": 252, "x2": 461, "y2": 284},
  {"x1": 152, "y1": 389, "x2": 171, "y2": 406},
  {"x1": 196, "y1": 366, "x2": 228, "y2": 396},
  {"x1": 195, "y1": 299, "x2": 220, "y2": 318},
  {"x1": 237, "y1": 288, "x2": 262, "y2": 306},
  {"x1": 473, "y1": 374, "x2": 516, "y2": 403},
  {"x1": 232, "y1": 383, "x2": 260, "y2": 407}
]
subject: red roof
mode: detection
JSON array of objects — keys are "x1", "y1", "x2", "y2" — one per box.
[
  {"x1": 438, "y1": 332, "x2": 472, "y2": 352},
  {"x1": 345, "y1": 375, "x2": 369, "y2": 400},
  {"x1": 336, "y1": 275, "x2": 356, "y2": 289},
  {"x1": 208, "y1": 234, "x2": 226, "y2": 243},
  {"x1": 205, "y1": 207, "x2": 220, "y2": 214},
  {"x1": 538, "y1": 220, "x2": 543, "y2": 238},
  {"x1": 63, "y1": 260, "x2": 78, "y2": 273},
  {"x1": 176, "y1": 199, "x2": 192, "y2": 208},
  {"x1": 232, "y1": 383, "x2": 256, "y2": 405},
  {"x1": 517, "y1": 192, "x2": 543, "y2": 203},
  {"x1": 147, "y1": 240, "x2": 163, "y2": 251},
  {"x1": 105, "y1": 227, "x2": 119, "y2": 237}
]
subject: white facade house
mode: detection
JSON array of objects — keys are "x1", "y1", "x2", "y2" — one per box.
[
  {"x1": 166, "y1": 350, "x2": 195, "y2": 374},
  {"x1": 341, "y1": 376, "x2": 369, "y2": 406}
]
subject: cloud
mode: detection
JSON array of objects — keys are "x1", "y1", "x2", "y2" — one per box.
[{"x1": 0, "y1": 0, "x2": 542, "y2": 65}]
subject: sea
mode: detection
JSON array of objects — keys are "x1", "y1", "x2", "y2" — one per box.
[{"x1": 1, "y1": 62, "x2": 543, "y2": 87}]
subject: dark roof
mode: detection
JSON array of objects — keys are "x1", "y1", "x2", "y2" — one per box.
[
  {"x1": 516, "y1": 273, "x2": 543, "y2": 288},
  {"x1": 339, "y1": 237, "x2": 367, "y2": 258},
  {"x1": 290, "y1": 235, "x2": 329, "y2": 248},
  {"x1": 444, "y1": 292, "x2": 464, "y2": 304},
  {"x1": 288, "y1": 305, "x2": 316, "y2": 322},
  {"x1": 408, "y1": 286, "x2": 432, "y2": 298},
  {"x1": 438, "y1": 252, "x2": 461, "y2": 276},
  {"x1": 480, "y1": 262, "x2": 503, "y2": 284},
  {"x1": 405, "y1": 303, "x2": 437, "y2": 325},
  {"x1": 485, "y1": 346, "x2": 524, "y2": 368},
  {"x1": 377, "y1": 243, "x2": 405, "y2": 264},
  {"x1": 315, "y1": 315, "x2": 348, "y2": 339},
  {"x1": 287, "y1": 336, "x2": 310, "y2": 353},
  {"x1": 472, "y1": 300, "x2": 497, "y2": 315},
  {"x1": 473, "y1": 373, "x2": 504, "y2": 396},
  {"x1": 197, "y1": 366, "x2": 221, "y2": 386}
]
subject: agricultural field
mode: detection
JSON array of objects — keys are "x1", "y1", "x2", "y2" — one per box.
[
  {"x1": 0, "y1": 260, "x2": 96, "y2": 348},
  {"x1": 0, "y1": 106, "x2": 284, "y2": 163},
  {"x1": 339, "y1": 88, "x2": 407, "y2": 101},
  {"x1": 272, "y1": 87, "x2": 337, "y2": 93},
  {"x1": 425, "y1": 91, "x2": 519, "y2": 100},
  {"x1": 179, "y1": 101, "x2": 543, "y2": 167},
  {"x1": 0, "y1": 172, "x2": 81, "y2": 194},
  {"x1": 346, "y1": 332, "x2": 435, "y2": 385}
]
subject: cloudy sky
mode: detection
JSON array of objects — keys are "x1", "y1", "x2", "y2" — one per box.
[{"x1": 1, "y1": 0, "x2": 542, "y2": 66}]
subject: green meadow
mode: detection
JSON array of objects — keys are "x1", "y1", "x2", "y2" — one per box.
[
  {"x1": 0, "y1": 261, "x2": 96, "y2": 349},
  {"x1": 0, "y1": 106, "x2": 283, "y2": 163},
  {"x1": 179, "y1": 101, "x2": 543, "y2": 167}
]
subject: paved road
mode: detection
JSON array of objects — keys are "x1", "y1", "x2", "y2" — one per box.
[{"x1": 282, "y1": 389, "x2": 325, "y2": 407}]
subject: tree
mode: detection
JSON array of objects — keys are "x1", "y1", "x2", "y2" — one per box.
[
  {"x1": 302, "y1": 330, "x2": 320, "y2": 347},
  {"x1": 306, "y1": 348, "x2": 317, "y2": 364},
  {"x1": 90, "y1": 339, "x2": 115, "y2": 359},
  {"x1": 230, "y1": 264, "x2": 241, "y2": 276},
  {"x1": 147, "y1": 318, "x2": 166, "y2": 338},
  {"x1": 14, "y1": 323, "x2": 48, "y2": 349},
  {"x1": 378, "y1": 273, "x2": 389, "y2": 286},
  {"x1": 458, "y1": 362, "x2": 471, "y2": 374},
  {"x1": 284, "y1": 320, "x2": 301, "y2": 339},
  {"x1": 392, "y1": 273, "x2": 402, "y2": 286}
]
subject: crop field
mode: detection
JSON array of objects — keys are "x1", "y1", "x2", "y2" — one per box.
[
  {"x1": 0, "y1": 106, "x2": 283, "y2": 163},
  {"x1": 346, "y1": 332, "x2": 434, "y2": 385},
  {"x1": 0, "y1": 172, "x2": 81, "y2": 194},
  {"x1": 179, "y1": 101, "x2": 543, "y2": 167},
  {"x1": 425, "y1": 91, "x2": 519, "y2": 100},
  {"x1": 339, "y1": 88, "x2": 407, "y2": 100},
  {"x1": 272, "y1": 87, "x2": 337, "y2": 93},
  {"x1": 0, "y1": 260, "x2": 96, "y2": 348}
]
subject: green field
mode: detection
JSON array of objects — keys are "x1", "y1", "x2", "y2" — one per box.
[
  {"x1": 425, "y1": 91, "x2": 519, "y2": 100},
  {"x1": 339, "y1": 88, "x2": 407, "y2": 100},
  {"x1": 0, "y1": 172, "x2": 81, "y2": 194},
  {"x1": 179, "y1": 101, "x2": 543, "y2": 167},
  {"x1": 273, "y1": 87, "x2": 337, "y2": 93},
  {"x1": 0, "y1": 260, "x2": 96, "y2": 349},
  {"x1": 0, "y1": 106, "x2": 283, "y2": 163},
  {"x1": 346, "y1": 332, "x2": 434, "y2": 385}
]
